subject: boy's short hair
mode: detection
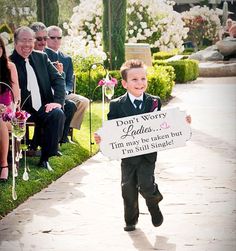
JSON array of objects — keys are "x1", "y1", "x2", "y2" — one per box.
[{"x1": 120, "y1": 59, "x2": 147, "y2": 81}]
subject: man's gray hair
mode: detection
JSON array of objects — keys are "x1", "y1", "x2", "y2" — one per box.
[
  {"x1": 30, "y1": 22, "x2": 47, "y2": 33},
  {"x1": 47, "y1": 25, "x2": 62, "y2": 35},
  {"x1": 14, "y1": 26, "x2": 35, "y2": 41}
]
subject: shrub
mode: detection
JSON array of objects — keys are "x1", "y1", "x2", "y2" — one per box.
[
  {"x1": 75, "y1": 65, "x2": 175, "y2": 102},
  {"x1": 153, "y1": 50, "x2": 178, "y2": 60},
  {"x1": 153, "y1": 59, "x2": 199, "y2": 83},
  {"x1": 75, "y1": 69, "x2": 123, "y2": 101},
  {"x1": 147, "y1": 66, "x2": 175, "y2": 100}
]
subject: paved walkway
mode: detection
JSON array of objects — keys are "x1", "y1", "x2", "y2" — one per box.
[{"x1": 0, "y1": 77, "x2": 236, "y2": 251}]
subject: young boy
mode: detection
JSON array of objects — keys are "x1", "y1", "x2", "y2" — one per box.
[{"x1": 94, "y1": 59, "x2": 191, "y2": 232}]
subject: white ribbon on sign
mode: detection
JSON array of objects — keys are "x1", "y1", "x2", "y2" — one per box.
[{"x1": 25, "y1": 58, "x2": 41, "y2": 111}]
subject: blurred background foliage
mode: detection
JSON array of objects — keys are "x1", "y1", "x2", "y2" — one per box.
[{"x1": 0, "y1": 0, "x2": 80, "y2": 30}]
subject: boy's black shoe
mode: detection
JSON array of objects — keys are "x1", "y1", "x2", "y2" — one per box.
[
  {"x1": 151, "y1": 206, "x2": 163, "y2": 227},
  {"x1": 124, "y1": 224, "x2": 136, "y2": 232}
]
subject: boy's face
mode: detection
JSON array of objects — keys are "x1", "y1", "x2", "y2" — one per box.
[{"x1": 122, "y1": 67, "x2": 148, "y2": 97}]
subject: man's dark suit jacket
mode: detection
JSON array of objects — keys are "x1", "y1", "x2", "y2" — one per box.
[
  {"x1": 107, "y1": 92, "x2": 162, "y2": 165},
  {"x1": 10, "y1": 50, "x2": 65, "y2": 114},
  {"x1": 44, "y1": 47, "x2": 74, "y2": 93}
]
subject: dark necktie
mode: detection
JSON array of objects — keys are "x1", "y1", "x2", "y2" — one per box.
[{"x1": 134, "y1": 99, "x2": 142, "y2": 110}]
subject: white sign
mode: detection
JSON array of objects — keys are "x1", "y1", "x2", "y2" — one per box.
[{"x1": 97, "y1": 107, "x2": 191, "y2": 160}]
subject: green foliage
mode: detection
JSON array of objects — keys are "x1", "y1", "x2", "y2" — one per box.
[
  {"x1": 153, "y1": 59, "x2": 199, "y2": 83},
  {"x1": 75, "y1": 69, "x2": 124, "y2": 101},
  {"x1": 0, "y1": 0, "x2": 36, "y2": 27},
  {"x1": 36, "y1": 0, "x2": 59, "y2": 26},
  {"x1": 73, "y1": 55, "x2": 104, "y2": 73},
  {"x1": 75, "y1": 65, "x2": 175, "y2": 102},
  {"x1": 147, "y1": 66, "x2": 175, "y2": 101},
  {"x1": 0, "y1": 23, "x2": 12, "y2": 34},
  {"x1": 58, "y1": 0, "x2": 80, "y2": 27},
  {"x1": 0, "y1": 23, "x2": 13, "y2": 43},
  {"x1": 102, "y1": 0, "x2": 127, "y2": 70},
  {"x1": 153, "y1": 50, "x2": 178, "y2": 60}
]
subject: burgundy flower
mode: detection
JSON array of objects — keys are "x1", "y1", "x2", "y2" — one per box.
[
  {"x1": 150, "y1": 99, "x2": 158, "y2": 112},
  {"x1": 1, "y1": 108, "x2": 30, "y2": 123}
]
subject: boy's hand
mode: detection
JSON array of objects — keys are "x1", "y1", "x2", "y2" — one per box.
[
  {"x1": 186, "y1": 115, "x2": 192, "y2": 124},
  {"x1": 94, "y1": 133, "x2": 101, "y2": 144}
]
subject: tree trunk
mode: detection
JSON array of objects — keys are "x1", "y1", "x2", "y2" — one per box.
[
  {"x1": 103, "y1": 0, "x2": 126, "y2": 70},
  {"x1": 36, "y1": 0, "x2": 59, "y2": 26}
]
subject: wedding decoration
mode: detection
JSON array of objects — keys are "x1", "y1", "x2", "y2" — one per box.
[
  {"x1": 0, "y1": 82, "x2": 30, "y2": 200},
  {"x1": 98, "y1": 73, "x2": 118, "y2": 100},
  {"x1": 2, "y1": 108, "x2": 29, "y2": 141},
  {"x1": 88, "y1": 63, "x2": 118, "y2": 155},
  {"x1": 96, "y1": 72, "x2": 118, "y2": 122}
]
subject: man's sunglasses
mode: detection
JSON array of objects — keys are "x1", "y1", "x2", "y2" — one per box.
[
  {"x1": 35, "y1": 36, "x2": 48, "y2": 41},
  {"x1": 49, "y1": 36, "x2": 62, "y2": 40}
]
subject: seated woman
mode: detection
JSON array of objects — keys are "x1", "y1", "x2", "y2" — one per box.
[
  {"x1": 222, "y1": 18, "x2": 233, "y2": 39},
  {"x1": 0, "y1": 36, "x2": 20, "y2": 181}
]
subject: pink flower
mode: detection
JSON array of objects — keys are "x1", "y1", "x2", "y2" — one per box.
[
  {"x1": 97, "y1": 76, "x2": 118, "y2": 87},
  {"x1": 1, "y1": 108, "x2": 30, "y2": 123}
]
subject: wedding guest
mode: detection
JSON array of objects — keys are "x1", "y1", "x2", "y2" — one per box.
[
  {"x1": 222, "y1": 18, "x2": 233, "y2": 39},
  {"x1": 46, "y1": 25, "x2": 89, "y2": 143},
  {"x1": 0, "y1": 36, "x2": 20, "y2": 181},
  {"x1": 229, "y1": 23, "x2": 236, "y2": 38},
  {"x1": 94, "y1": 59, "x2": 192, "y2": 231},
  {"x1": 30, "y1": 22, "x2": 76, "y2": 148},
  {"x1": 10, "y1": 26, "x2": 65, "y2": 171}
]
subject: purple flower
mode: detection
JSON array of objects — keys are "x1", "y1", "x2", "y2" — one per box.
[{"x1": 1, "y1": 107, "x2": 30, "y2": 123}]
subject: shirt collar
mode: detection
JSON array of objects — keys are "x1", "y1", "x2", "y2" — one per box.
[{"x1": 128, "y1": 93, "x2": 143, "y2": 104}]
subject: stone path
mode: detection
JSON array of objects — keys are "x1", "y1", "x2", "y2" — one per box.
[{"x1": 0, "y1": 77, "x2": 236, "y2": 251}]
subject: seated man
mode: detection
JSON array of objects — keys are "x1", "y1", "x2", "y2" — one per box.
[
  {"x1": 46, "y1": 25, "x2": 89, "y2": 143},
  {"x1": 10, "y1": 26, "x2": 65, "y2": 171},
  {"x1": 30, "y1": 22, "x2": 76, "y2": 147}
]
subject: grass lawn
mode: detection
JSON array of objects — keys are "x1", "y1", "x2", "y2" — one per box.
[{"x1": 0, "y1": 102, "x2": 109, "y2": 219}]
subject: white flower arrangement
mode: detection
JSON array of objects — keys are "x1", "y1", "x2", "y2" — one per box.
[{"x1": 62, "y1": 0, "x2": 189, "y2": 54}]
